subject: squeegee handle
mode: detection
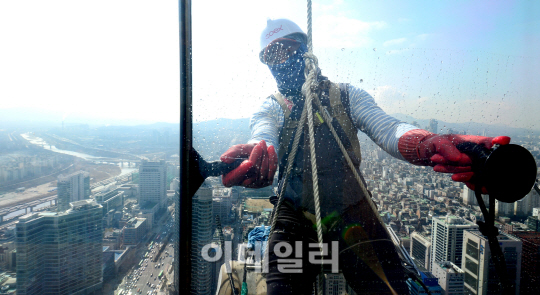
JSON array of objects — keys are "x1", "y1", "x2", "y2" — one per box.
[{"x1": 202, "y1": 159, "x2": 245, "y2": 178}]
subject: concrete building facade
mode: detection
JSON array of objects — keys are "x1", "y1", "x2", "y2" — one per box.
[
  {"x1": 462, "y1": 230, "x2": 521, "y2": 295},
  {"x1": 122, "y1": 217, "x2": 147, "y2": 246},
  {"x1": 430, "y1": 216, "x2": 478, "y2": 271},
  {"x1": 514, "y1": 189, "x2": 540, "y2": 216},
  {"x1": 432, "y1": 261, "x2": 464, "y2": 295},
  {"x1": 411, "y1": 232, "x2": 432, "y2": 271},
  {"x1": 57, "y1": 171, "x2": 90, "y2": 211},
  {"x1": 139, "y1": 160, "x2": 167, "y2": 209},
  {"x1": 494, "y1": 200, "x2": 513, "y2": 218},
  {"x1": 93, "y1": 188, "x2": 124, "y2": 215},
  {"x1": 461, "y1": 186, "x2": 477, "y2": 206}
]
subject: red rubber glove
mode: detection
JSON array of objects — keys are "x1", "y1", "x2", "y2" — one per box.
[
  {"x1": 399, "y1": 129, "x2": 511, "y2": 192},
  {"x1": 220, "y1": 140, "x2": 277, "y2": 188}
]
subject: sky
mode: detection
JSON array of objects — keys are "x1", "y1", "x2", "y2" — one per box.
[{"x1": 0, "y1": 0, "x2": 539, "y2": 130}]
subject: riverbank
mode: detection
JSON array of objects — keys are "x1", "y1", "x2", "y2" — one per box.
[{"x1": 0, "y1": 158, "x2": 121, "y2": 208}]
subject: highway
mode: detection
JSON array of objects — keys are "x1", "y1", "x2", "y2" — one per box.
[{"x1": 117, "y1": 218, "x2": 174, "y2": 295}]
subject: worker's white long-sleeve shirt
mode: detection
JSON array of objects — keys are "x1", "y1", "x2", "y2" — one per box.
[{"x1": 248, "y1": 84, "x2": 418, "y2": 161}]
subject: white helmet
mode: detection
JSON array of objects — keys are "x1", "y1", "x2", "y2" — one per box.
[{"x1": 259, "y1": 18, "x2": 306, "y2": 52}]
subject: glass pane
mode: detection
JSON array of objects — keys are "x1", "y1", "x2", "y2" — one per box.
[
  {"x1": 467, "y1": 241, "x2": 479, "y2": 260},
  {"x1": 1, "y1": 1, "x2": 179, "y2": 294},
  {"x1": 465, "y1": 257, "x2": 479, "y2": 274},
  {"x1": 464, "y1": 271, "x2": 478, "y2": 291},
  {"x1": 190, "y1": 1, "x2": 538, "y2": 295}
]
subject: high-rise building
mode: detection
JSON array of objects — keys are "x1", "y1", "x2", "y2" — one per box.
[
  {"x1": 191, "y1": 186, "x2": 214, "y2": 295},
  {"x1": 494, "y1": 200, "x2": 513, "y2": 217},
  {"x1": 411, "y1": 232, "x2": 432, "y2": 271},
  {"x1": 511, "y1": 231, "x2": 540, "y2": 295},
  {"x1": 431, "y1": 216, "x2": 478, "y2": 271},
  {"x1": 57, "y1": 171, "x2": 90, "y2": 211},
  {"x1": 514, "y1": 189, "x2": 540, "y2": 216},
  {"x1": 139, "y1": 160, "x2": 167, "y2": 209},
  {"x1": 173, "y1": 189, "x2": 179, "y2": 294},
  {"x1": 461, "y1": 186, "x2": 476, "y2": 206},
  {"x1": 461, "y1": 186, "x2": 490, "y2": 208},
  {"x1": 461, "y1": 186, "x2": 478, "y2": 206},
  {"x1": 429, "y1": 119, "x2": 438, "y2": 134},
  {"x1": 431, "y1": 261, "x2": 464, "y2": 295},
  {"x1": 462, "y1": 230, "x2": 522, "y2": 295},
  {"x1": 16, "y1": 199, "x2": 103, "y2": 295},
  {"x1": 212, "y1": 188, "x2": 232, "y2": 224}
]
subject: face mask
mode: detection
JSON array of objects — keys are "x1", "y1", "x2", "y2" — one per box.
[{"x1": 268, "y1": 43, "x2": 308, "y2": 98}]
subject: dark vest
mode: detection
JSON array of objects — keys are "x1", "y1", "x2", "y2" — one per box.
[{"x1": 272, "y1": 80, "x2": 369, "y2": 216}]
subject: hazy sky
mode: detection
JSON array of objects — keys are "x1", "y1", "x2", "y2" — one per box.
[{"x1": 1, "y1": 0, "x2": 539, "y2": 130}]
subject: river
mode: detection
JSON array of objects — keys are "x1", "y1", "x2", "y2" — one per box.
[
  {"x1": 1, "y1": 134, "x2": 139, "y2": 221},
  {"x1": 20, "y1": 133, "x2": 137, "y2": 175}
]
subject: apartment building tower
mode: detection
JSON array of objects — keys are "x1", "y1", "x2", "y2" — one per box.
[
  {"x1": 57, "y1": 171, "x2": 90, "y2": 211},
  {"x1": 494, "y1": 200, "x2": 514, "y2": 218},
  {"x1": 461, "y1": 186, "x2": 477, "y2": 206},
  {"x1": 191, "y1": 186, "x2": 214, "y2": 295},
  {"x1": 514, "y1": 189, "x2": 540, "y2": 216},
  {"x1": 431, "y1": 216, "x2": 478, "y2": 271},
  {"x1": 16, "y1": 199, "x2": 103, "y2": 295}
]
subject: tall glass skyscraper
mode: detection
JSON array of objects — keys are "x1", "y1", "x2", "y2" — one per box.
[{"x1": 16, "y1": 200, "x2": 103, "y2": 295}]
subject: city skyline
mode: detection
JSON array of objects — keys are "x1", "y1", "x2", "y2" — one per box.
[{"x1": 0, "y1": 121, "x2": 538, "y2": 294}]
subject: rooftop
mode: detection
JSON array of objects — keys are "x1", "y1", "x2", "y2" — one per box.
[
  {"x1": 467, "y1": 230, "x2": 521, "y2": 242},
  {"x1": 436, "y1": 261, "x2": 464, "y2": 273}
]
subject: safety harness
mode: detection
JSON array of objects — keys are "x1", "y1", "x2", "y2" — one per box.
[{"x1": 272, "y1": 81, "x2": 362, "y2": 165}]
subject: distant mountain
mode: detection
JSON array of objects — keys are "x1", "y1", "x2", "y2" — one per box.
[
  {"x1": 390, "y1": 113, "x2": 539, "y2": 138},
  {"x1": 3, "y1": 107, "x2": 536, "y2": 159},
  {"x1": 193, "y1": 118, "x2": 251, "y2": 161},
  {"x1": 191, "y1": 114, "x2": 540, "y2": 161},
  {"x1": 0, "y1": 107, "x2": 159, "y2": 129}
]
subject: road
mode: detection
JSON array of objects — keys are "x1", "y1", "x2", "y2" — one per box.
[{"x1": 116, "y1": 217, "x2": 174, "y2": 295}]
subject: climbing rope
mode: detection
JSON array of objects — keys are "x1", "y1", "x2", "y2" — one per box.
[{"x1": 303, "y1": 3, "x2": 326, "y2": 295}]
